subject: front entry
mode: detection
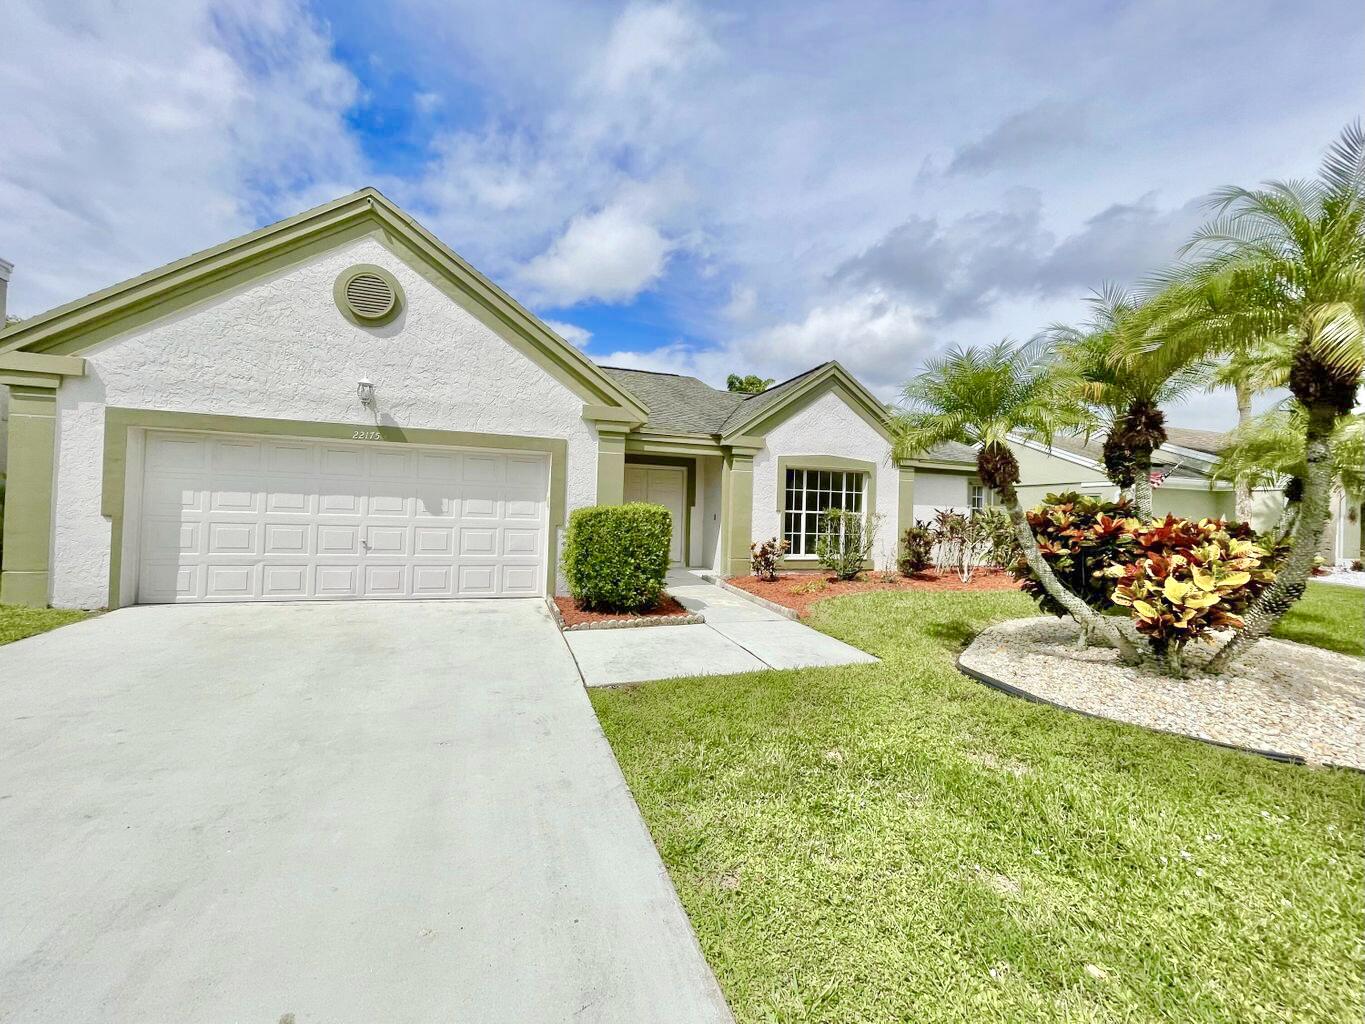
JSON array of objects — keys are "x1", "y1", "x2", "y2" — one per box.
[{"x1": 624, "y1": 465, "x2": 686, "y2": 564}]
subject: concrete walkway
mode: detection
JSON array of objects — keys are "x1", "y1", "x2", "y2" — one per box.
[
  {"x1": 0, "y1": 601, "x2": 732, "y2": 1023},
  {"x1": 565, "y1": 570, "x2": 877, "y2": 687}
]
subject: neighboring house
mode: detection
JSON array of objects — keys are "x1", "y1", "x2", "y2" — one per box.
[
  {"x1": 1006, "y1": 428, "x2": 1362, "y2": 564},
  {"x1": 0, "y1": 189, "x2": 969, "y2": 609}
]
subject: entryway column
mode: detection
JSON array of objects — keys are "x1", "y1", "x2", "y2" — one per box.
[
  {"x1": 582, "y1": 405, "x2": 640, "y2": 506},
  {"x1": 0, "y1": 385, "x2": 58, "y2": 606},
  {"x1": 897, "y1": 462, "x2": 915, "y2": 554},
  {"x1": 721, "y1": 438, "x2": 762, "y2": 577}
]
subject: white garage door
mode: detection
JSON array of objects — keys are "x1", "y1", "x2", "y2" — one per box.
[{"x1": 137, "y1": 431, "x2": 550, "y2": 603}]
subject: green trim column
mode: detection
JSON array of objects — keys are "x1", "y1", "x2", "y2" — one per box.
[
  {"x1": 0, "y1": 386, "x2": 58, "y2": 606},
  {"x1": 720, "y1": 441, "x2": 761, "y2": 577},
  {"x1": 594, "y1": 424, "x2": 629, "y2": 505},
  {"x1": 897, "y1": 463, "x2": 915, "y2": 552}
]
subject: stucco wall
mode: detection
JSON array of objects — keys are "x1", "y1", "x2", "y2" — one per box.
[
  {"x1": 50, "y1": 234, "x2": 598, "y2": 608},
  {"x1": 752, "y1": 390, "x2": 898, "y2": 569},
  {"x1": 910, "y1": 469, "x2": 972, "y2": 524}
]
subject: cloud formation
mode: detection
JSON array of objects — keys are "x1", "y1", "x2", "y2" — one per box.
[{"x1": 947, "y1": 101, "x2": 1090, "y2": 176}]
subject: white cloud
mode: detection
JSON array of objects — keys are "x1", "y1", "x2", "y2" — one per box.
[
  {"x1": 543, "y1": 319, "x2": 592, "y2": 347},
  {"x1": 519, "y1": 201, "x2": 676, "y2": 305},
  {"x1": 598, "y1": 290, "x2": 929, "y2": 398},
  {"x1": 0, "y1": 0, "x2": 363, "y2": 316}
]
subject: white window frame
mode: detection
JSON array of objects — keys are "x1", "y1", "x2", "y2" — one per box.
[
  {"x1": 969, "y1": 482, "x2": 994, "y2": 511},
  {"x1": 782, "y1": 467, "x2": 865, "y2": 558}
]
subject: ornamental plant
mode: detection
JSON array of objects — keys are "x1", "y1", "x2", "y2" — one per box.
[
  {"x1": 1009, "y1": 492, "x2": 1138, "y2": 615},
  {"x1": 1105, "y1": 515, "x2": 1278, "y2": 672},
  {"x1": 930, "y1": 509, "x2": 993, "y2": 583},
  {"x1": 897, "y1": 522, "x2": 935, "y2": 576},
  {"x1": 815, "y1": 509, "x2": 882, "y2": 581},
  {"x1": 750, "y1": 537, "x2": 789, "y2": 581}
]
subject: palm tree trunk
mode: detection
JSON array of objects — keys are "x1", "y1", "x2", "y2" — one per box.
[
  {"x1": 1133, "y1": 446, "x2": 1154, "y2": 521},
  {"x1": 1234, "y1": 380, "x2": 1254, "y2": 523},
  {"x1": 1000, "y1": 485, "x2": 1142, "y2": 662},
  {"x1": 1206, "y1": 402, "x2": 1336, "y2": 673}
]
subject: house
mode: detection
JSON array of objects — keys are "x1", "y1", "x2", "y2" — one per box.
[
  {"x1": 0, "y1": 188, "x2": 975, "y2": 609},
  {"x1": 1007, "y1": 428, "x2": 1362, "y2": 564}
]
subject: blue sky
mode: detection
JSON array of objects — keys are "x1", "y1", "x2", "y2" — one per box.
[{"x1": 3, "y1": 1, "x2": 1361, "y2": 426}]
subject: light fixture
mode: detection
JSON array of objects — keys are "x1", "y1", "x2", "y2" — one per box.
[{"x1": 357, "y1": 379, "x2": 375, "y2": 406}]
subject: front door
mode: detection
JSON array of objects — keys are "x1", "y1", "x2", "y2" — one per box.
[{"x1": 624, "y1": 465, "x2": 686, "y2": 564}]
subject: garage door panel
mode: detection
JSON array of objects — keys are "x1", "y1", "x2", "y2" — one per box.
[
  {"x1": 207, "y1": 522, "x2": 257, "y2": 554},
  {"x1": 137, "y1": 432, "x2": 548, "y2": 603},
  {"x1": 206, "y1": 564, "x2": 256, "y2": 599},
  {"x1": 264, "y1": 523, "x2": 310, "y2": 554},
  {"x1": 262, "y1": 565, "x2": 309, "y2": 598}
]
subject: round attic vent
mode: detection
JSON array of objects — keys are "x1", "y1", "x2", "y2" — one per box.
[{"x1": 333, "y1": 264, "x2": 403, "y2": 326}]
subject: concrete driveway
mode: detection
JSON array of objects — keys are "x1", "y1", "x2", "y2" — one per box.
[{"x1": 0, "y1": 601, "x2": 731, "y2": 1023}]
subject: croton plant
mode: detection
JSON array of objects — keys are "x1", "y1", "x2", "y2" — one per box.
[
  {"x1": 1012, "y1": 493, "x2": 1285, "y2": 666},
  {"x1": 1105, "y1": 516, "x2": 1277, "y2": 657}
]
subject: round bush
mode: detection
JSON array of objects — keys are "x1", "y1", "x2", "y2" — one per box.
[{"x1": 561, "y1": 503, "x2": 672, "y2": 612}]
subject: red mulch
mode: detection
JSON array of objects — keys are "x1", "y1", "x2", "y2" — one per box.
[
  {"x1": 726, "y1": 568, "x2": 1020, "y2": 617},
  {"x1": 553, "y1": 594, "x2": 692, "y2": 627}
]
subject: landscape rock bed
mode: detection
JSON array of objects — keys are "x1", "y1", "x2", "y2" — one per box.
[
  {"x1": 961, "y1": 617, "x2": 1365, "y2": 770},
  {"x1": 550, "y1": 595, "x2": 703, "y2": 631}
]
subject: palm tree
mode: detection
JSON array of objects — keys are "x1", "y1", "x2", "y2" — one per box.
[
  {"x1": 1050, "y1": 284, "x2": 1211, "y2": 520},
  {"x1": 1213, "y1": 408, "x2": 1364, "y2": 540},
  {"x1": 1206, "y1": 334, "x2": 1291, "y2": 521},
  {"x1": 1135, "y1": 123, "x2": 1364, "y2": 672},
  {"x1": 893, "y1": 338, "x2": 1138, "y2": 656}
]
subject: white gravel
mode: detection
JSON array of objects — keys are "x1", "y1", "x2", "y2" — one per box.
[{"x1": 961, "y1": 617, "x2": 1365, "y2": 770}]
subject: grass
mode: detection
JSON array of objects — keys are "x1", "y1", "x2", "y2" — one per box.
[
  {"x1": 1272, "y1": 581, "x2": 1364, "y2": 656},
  {"x1": 0, "y1": 603, "x2": 91, "y2": 646},
  {"x1": 591, "y1": 590, "x2": 1363, "y2": 1023}
]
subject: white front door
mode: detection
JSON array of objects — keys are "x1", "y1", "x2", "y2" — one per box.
[
  {"x1": 624, "y1": 465, "x2": 686, "y2": 564},
  {"x1": 136, "y1": 430, "x2": 550, "y2": 603}
]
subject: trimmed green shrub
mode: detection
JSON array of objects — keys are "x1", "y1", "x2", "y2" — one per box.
[{"x1": 561, "y1": 502, "x2": 672, "y2": 612}]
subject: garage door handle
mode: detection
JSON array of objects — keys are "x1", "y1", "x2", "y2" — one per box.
[{"x1": 361, "y1": 539, "x2": 370, "y2": 551}]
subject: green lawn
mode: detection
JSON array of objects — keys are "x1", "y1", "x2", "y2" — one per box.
[
  {"x1": 591, "y1": 590, "x2": 1363, "y2": 1023},
  {"x1": 1272, "y1": 581, "x2": 1364, "y2": 656},
  {"x1": 0, "y1": 604, "x2": 91, "y2": 646}
]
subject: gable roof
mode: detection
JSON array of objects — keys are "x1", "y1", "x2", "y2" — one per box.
[
  {"x1": 1164, "y1": 427, "x2": 1229, "y2": 455},
  {"x1": 599, "y1": 362, "x2": 977, "y2": 466},
  {"x1": 1013, "y1": 430, "x2": 1226, "y2": 486},
  {"x1": 0, "y1": 188, "x2": 647, "y2": 419}
]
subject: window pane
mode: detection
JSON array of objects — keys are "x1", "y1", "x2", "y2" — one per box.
[{"x1": 786, "y1": 467, "x2": 798, "y2": 490}]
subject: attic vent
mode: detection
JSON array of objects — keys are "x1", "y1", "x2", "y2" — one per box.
[{"x1": 334, "y1": 264, "x2": 403, "y2": 326}]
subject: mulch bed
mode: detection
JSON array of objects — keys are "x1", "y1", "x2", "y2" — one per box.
[
  {"x1": 552, "y1": 594, "x2": 692, "y2": 628},
  {"x1": 726, "y1": 568, "x2": 1020, "y2": 618}
]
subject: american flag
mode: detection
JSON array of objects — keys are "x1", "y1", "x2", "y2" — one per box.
[{"x1": 1149, "y1": 470, "x2": 1166, "y2": 487}]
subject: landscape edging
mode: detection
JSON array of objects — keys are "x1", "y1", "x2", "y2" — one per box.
[
  {"x1": 951, "y1": 651, "x2": 1358, "y2": 770},
  {"x1": 545, "y1": 596, "x2": 705, "y2": 631},
  {"x1": 698, "y1": 574, "x2": 801, "y2": 620}
]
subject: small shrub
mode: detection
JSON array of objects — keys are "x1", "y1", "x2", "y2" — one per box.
[
  {"x1": 930, "y1": 508, "x2": 992, "y2": 583},
  {"x1": 791, "y1": 578, "x2": 829, "y2": 595},
  {"x1": 1351, "y1": 558, "x2": 1363, "y2": 572},
  {"x1": 750, "y1": 537, "x2": 789, "y2": 581},
  {"x1": 561, "y1": 502, "x2": 671, "y2": 612},
  {"x1": 898, "y1": 522, "x2": 934, "y2": 576},
  {"x1": 976, "y1": 506, "x2": 1020, "y2": 567},
  {"x1": 815, "y1": 509, "x2": 882, "y2": 581}
]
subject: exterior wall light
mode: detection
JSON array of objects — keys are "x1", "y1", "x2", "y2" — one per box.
[{"x1": 357, "y1": 379, "x2": 376, "y2": 406}]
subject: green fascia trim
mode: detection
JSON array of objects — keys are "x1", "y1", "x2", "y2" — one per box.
[
  {"x1": 0, "y1": 370, "x2": 64, "y2": 389},
  {"x1": 909, "y1": 459, "x2": 976, "y2": 472},
  {"x1": 0, "y1": 351, "x2": 85, "y2": 376},
  {"x1": 332, "y1": 263, "x2": 404, "y2": 327},
  {"x1": 100, "y1": 408, "x2": 569, "y2": 607},
  {"x1": 582, "y1": 404, "x2": 642, "y2": 426},
  {"x1": 0, "y1": 188, "x2": 648, "y2": 421},
  {"x1": 721, "y1": 362, "x2": 893, "y2": 444},
  {"x1": 623, "y1": 456, "x2": 695, "y2": 565},
  {"x1": 0, "y1": 388, "x2": 58, "y2": 607},
  {"x1": 626, "y1": 433, "x2": 725, "y2": 458}
]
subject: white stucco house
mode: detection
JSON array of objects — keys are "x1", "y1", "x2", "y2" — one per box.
[{"x1": 0, "y1": 189, "x2": 978, "y2": 609}]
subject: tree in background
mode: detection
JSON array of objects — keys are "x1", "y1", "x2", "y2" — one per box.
[
  {"x1": 726, "y1": 373, "x2": 773, "y2": 394},
  {"x1": 1050, "y1": 284, "x2": 1210, "y2": 521}
]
